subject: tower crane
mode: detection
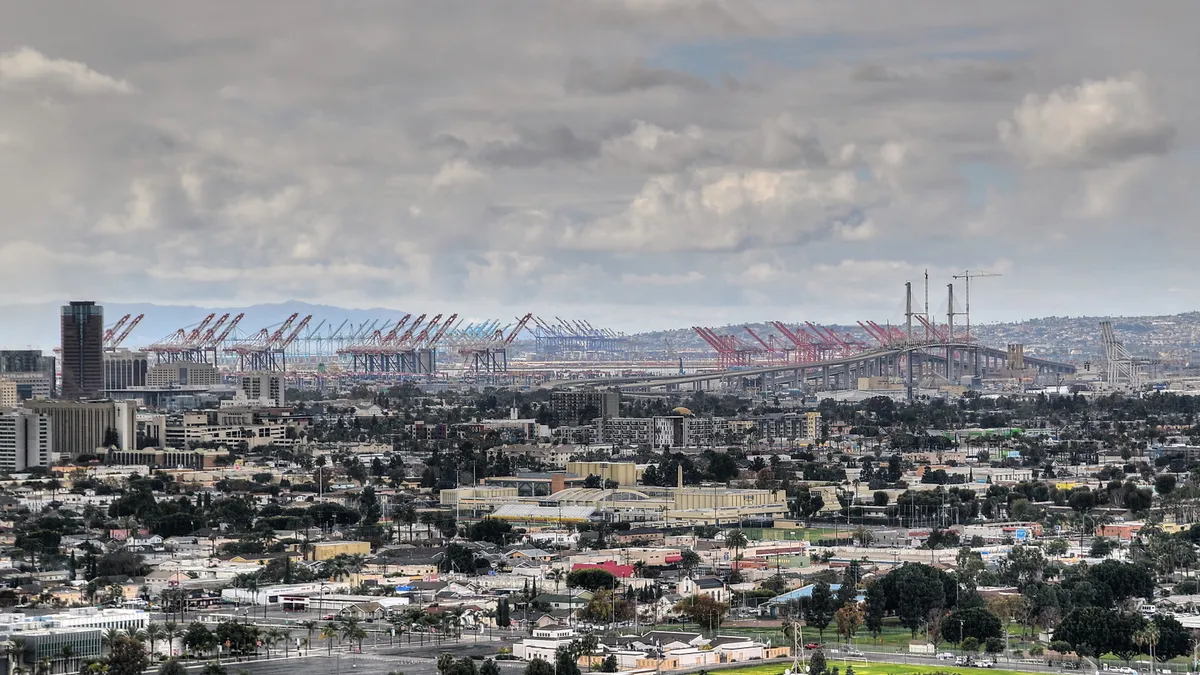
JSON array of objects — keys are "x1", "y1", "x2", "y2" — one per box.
[{"x1": 952, "y1": 270, "x2": 1002, "y2": 342}]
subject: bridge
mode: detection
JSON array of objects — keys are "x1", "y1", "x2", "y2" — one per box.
[{"x1": 547, "y1": 340, "x2": 1075, "y2": 394}]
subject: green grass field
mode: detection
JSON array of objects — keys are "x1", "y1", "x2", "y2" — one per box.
[{"x1": 717, "y1": 662, "x2": 1032, "y2": 675}]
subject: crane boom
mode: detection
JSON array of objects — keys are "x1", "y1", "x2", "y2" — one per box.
[
  {"x1": 111, "y1": 314, "x2": 143, "y2": 348},
  {"x1": 951, "y1": 270, "x2": 1002, "y2": 342}
]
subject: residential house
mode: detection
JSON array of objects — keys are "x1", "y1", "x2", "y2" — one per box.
[{"x1": 675, "y1": 577, "x2": 728, "y2": 604}]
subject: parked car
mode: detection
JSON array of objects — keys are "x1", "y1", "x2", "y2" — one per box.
[
  {"x1": 804, "y1": 643, "x2": 822, "y2": 650},
  {"x1": 936, "y1": 653, "x2": 954, "y2": 661},
  {"x1": 976, "y1": 659, "x2": 995, "y2": 668}
]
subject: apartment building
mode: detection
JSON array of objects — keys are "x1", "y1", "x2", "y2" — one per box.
[
  {"x1": 0, "y1": 409, "x2": 52, "y2": 471},
  {"x1": 551, "y1": 389, "x2": 620, "y2": 423}
]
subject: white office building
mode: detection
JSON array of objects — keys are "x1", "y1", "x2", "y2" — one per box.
[{"x1": 0, "y1": 409, "x2": 52, "y2": 471}]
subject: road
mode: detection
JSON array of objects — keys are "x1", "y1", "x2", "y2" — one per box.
[{"x1": 180, "y1": 645, "x2": 526, "y2": 675}]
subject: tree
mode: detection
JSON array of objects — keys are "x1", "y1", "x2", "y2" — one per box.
[
  {"x1": 496, "y1": 598, "x2": 511, "y2": 628},
  {"x1": 183, "y1": 623, "x2": 215, "y2": 657},
  {"x1": 440, "y1": 543, "x2": 476, "y2": 574},
  {"x1": 468, "y1": 518, "x2": 513, "y2": 546},
  {"x1": 673, "y1": 595, "x2": 728, "y2": 632},
  {"x1": 864, "y1": 583, "x2": 886, "y2": 640},
  {"x1": 479, "y1": 661, "x2": 500, "y2": 675},
  {"x1": 158, "y1": 660, "x2": 187, "y2": 675},
  {"x1": 566, "y1": 568, "x2": 617, "y2": 593},
  {"x1": 1154, "y1": 474, "x2": 1177, "y2": 496},
  {"x1": 438, "y1": 654, "x2": 455, "y2": 675},
  {"x1": 199, "y1": 664, "x2": 226, "y2": 675},
  {"x1": 725, "y1": 530, "x2": 748, "y2": 560},
  {"x1": 873, "y1": 491, "x2": 889, "y2": 507},
  {"x1": 1151, "y1": 614, "x2": 1193, "y2": 662},
  {"x1": 835, "y1": 602, "x2": 863, "y2": 643},
  {"x1": 679, "y1": 549, "x2": 701, "y2": 572},
  {"x1": 1089, "y1": 560, "x2": 1154, "y2": 603},
  {"x1": 555, "y1": 647, "x2": 581, "y2": 675},
  {"x1": 600, "y1": 656, "x2": 617, "y2": 673},
  {"x1": 961, "y1": 637, "x2": 980, "y2": 653},
  {"x1": 881, "y1": 563, "x2": 947, "y2": 636},
  {"x1": 1133, "y1": 624, "x2": 1159, "y2": 666},
  {"x1": 940, "y1": 607, "x2": 1003, "y2": 645},
  {"x1": 1005, "y1": 545, "x2": 1046, "y2": 588},
  {"x1": 806, "y1": 582, "x2": 836, "y2": 640},
  {"x1": 107, "y1": 637, "x2": 150, "y2": 675},
  {"x1": 524, "y1": 659, "x2": 554, "y2": 675},
  {"x1": 808, "y1": 650, "x2": 827, "y2": 675}
]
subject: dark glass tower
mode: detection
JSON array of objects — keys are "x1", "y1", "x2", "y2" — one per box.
[{"x1": 60, "y1": 301, "x2": 104, "y2": 399}]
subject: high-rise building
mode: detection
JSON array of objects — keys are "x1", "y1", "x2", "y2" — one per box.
[
  {"x1": 22, "y1": 400, "x2": 135, "y2": 458},
  {"x1": 61, "y1": 301, "x2": 105, "y2": 400},
  {"x1": 103, "y1": 350, "x2": 148, "y2": 390},
  {"x1": 0, "y1": 379, "x2": 18, "y2": 407},
  {"x1": 0, "y1": 349, "x2": 57, "y2": 398},
  {"x1": 238, "y1": 372, "x2": 284, "y2": 405},
  {"x1": 550, "y1": 389, "x2": 620, "y2": 423},
  {"x1": 0, "y1": 409, "x2": 53, "y2": 471}
]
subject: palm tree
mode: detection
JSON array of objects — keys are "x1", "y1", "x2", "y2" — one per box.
[
  {"x1": 725, "y1": 529, "x2": 748, "y2": 561},
  {"x1": 4, "y1": 640, "x2": 26, "y2": 675},
  {"x1": 146, "y1": 622, "x2": 163, "y2": 658},
  {"x1": 300, "y1": 620, "x2": 317, "y2": 649},
  {"x1": 340, "y1": 618, "x2": 366, "y2": 652},
  {"x1": 322, "y1": 558, "x2": 349, "y2": 581},
  {"x1": 320, "y1": 623, "x2": 339, "y2": 655},
  {"x1": 163, "y1": 622, "x2": 180, "y2": 658},
  {"x1": 35, "y1": 657, "x2": 49, "y2": 675},
  {"x1": 396, "y1": 501, "x2": 417, "y2": 543},
  {"x1": 1134, "y1": 624, "x2": 1160, "y2": 674},
  {"x1": 102, "y1": 628, "x2": 124, "y2": 654}
]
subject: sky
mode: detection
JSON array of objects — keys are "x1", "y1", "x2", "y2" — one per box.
[{"x1": 1, "y1": 2, "x2": 1198, "y2": 332}]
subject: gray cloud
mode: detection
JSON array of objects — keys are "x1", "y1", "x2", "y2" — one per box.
[
  {"x1": 565, "y1": 58, "x2": 710, "y2": 95},
  {"x1": 478, "y1": 125, "x2": 600, "y2": 168},
  {"x1": 0, "y1": 1, "x2": 1198, "y2": 333}
]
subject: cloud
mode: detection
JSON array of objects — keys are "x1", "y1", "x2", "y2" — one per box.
[
  {"x1": 565, "y1": 58, "x2": 709, "y2": 95},
  {"x1": 999, "y1": 74, "x2": 1175, "y2": 168},
  {"x1": 563, "y1": 167, "x2": 861, "y2": 252},
  {"x1": 619, "y1": 271, "x2": 705, "y2": 286},
  {"x1": 478, "y1": 125, "x2": 600, "y2": 167},
  {"x1": 0, "y1": 46, "x2": 132, "y2": 94},
  {"x1": 600, "y1": 120, "x2": 709, "y2": 172}
]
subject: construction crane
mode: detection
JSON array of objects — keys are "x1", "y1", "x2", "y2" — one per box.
[
  {"x1": 952, "y1": 270, "x2": 1002, "y2": 342},
  {"x1": 109, "y1": 314, "x2": 143, "y2": 349},
  {"x1": 103, "y1": 315, "x2": 131, "y2": 346}
]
